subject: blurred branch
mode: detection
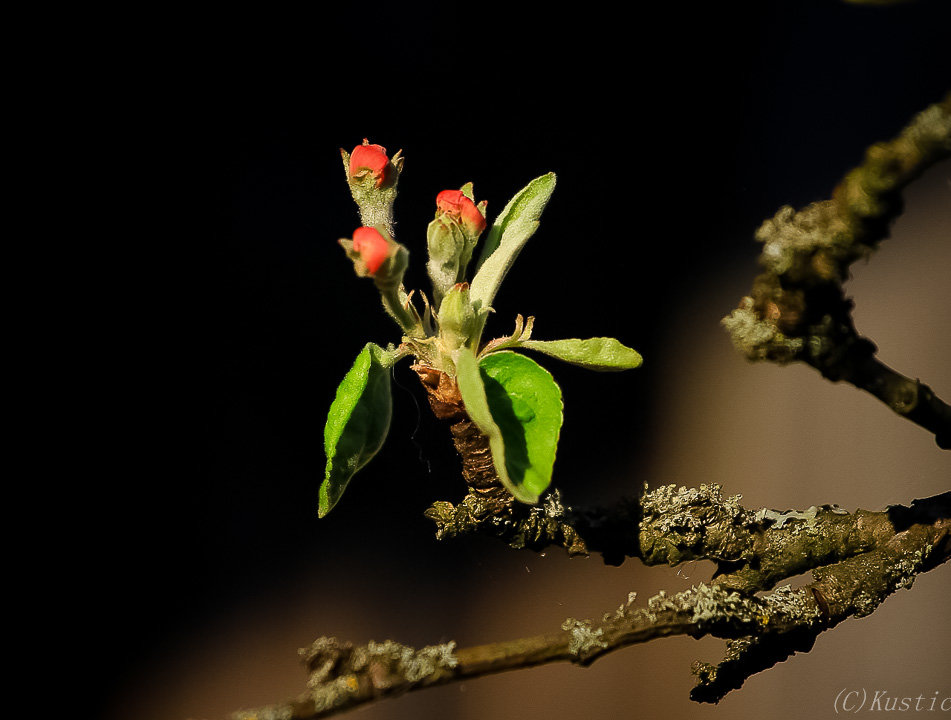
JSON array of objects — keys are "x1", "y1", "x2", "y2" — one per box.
[
  {"x1": 722, "y1": 93, "x2": 951, "y2": 448},
  {"x1": 226, "y1": 491, "x2": 949, "y2": 719}
]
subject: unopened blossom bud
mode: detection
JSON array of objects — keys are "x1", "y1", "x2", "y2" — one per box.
[
  {"x1": 425, "y1": 187, "x2": 486, "y2": 308},
  {"x1": 426, "y1": 215, "x2": 467, "y2": 307},
  {"x1": 437, "y1": 282, "x2": 477, "y2": 352},
  {"x1": 436, "y1": 189, "x2": 487, "y2": 238},
  {"x1": 348, "y1": 140, "x2": 389, "y2": 188},
  {"x1": 340, "y1": 226, "x2": 408, "y2": 286},
  {"x1": 351, "y1": 226, "x2": 389, "y2": 274}
]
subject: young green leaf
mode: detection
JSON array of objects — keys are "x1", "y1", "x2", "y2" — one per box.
[
  {"x1": 481, "y1": 351, "x2": 564, "y2": 502},
  {"x1": 454, "y1": 348, "x2": 563, "y2": 504},
  {"x1": 470, "y1": 173, "x2": 556, "y2": 314},
  {"x1": 319, "y1": 343, "x2": 392, "y2": 517},
  {"x1": 518, "y1": 337, "x2": 643, "y2": 371}
]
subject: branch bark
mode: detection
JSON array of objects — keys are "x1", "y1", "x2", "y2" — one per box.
[
  {"x1": 722, "y1": 93, "x2": 951, "y2": 447},
  {"x1": 225, "y1": 491, "x2": 949, "y2": 720}
]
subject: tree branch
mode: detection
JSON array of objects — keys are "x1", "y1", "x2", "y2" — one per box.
[
  {"x1": 693, "y1": 506, "x2": 951, "y2": 702},
  {"x1": 425, "y1": 482, "x2": 913, "y2": 582},
  {"x1": 225, "y1": 491, "x2": 950, "y2": 720},
  {"x1": 722, "y1": 93, "x2": 951, "y2": 447}
]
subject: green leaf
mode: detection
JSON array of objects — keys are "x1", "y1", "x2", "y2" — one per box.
[
  {"x1": 470, "y1": 173, "x2": 556, "y2": 312},
  {"x1": 454, "y1": 348, "x2": 563, "y2": 503},
  {"x1": 518, "y1": 337, "x2": 643, "y2": 371},
  {"x1": 319, "y1": 343, "x2": 392, "y2": 517}
]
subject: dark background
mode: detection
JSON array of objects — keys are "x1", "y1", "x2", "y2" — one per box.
[{"x1": 81, "y1": 1, "x2": 949, "y2": 717}]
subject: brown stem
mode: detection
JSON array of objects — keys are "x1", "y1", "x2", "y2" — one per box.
[
  {"x1": 411, "y1": 363, "x2": 515, "y2": 517},
  {"x1": 834, "y1": 352, "x2": 951, "y2": 448}
]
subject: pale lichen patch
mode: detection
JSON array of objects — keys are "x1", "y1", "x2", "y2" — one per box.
[
  {"x1": 639, "y1": 484, "x2": 755, "y2": 566},
  {"x1": 602, "y1": 590, "x2": 639, "y2": 622},
  {"x1": 561, "y1": 618, "x2": 608, "y2": 658},
  {"x1": 885, "y1": 546, "x2": 928, "y2": 592},
  {"x1": 753, "y1": 506, "x2": 823, "y2": 532},
  {"x1": 852, "y1": 590, "x2": 881, "y2": 618},
  {"x1": 311, "y1": 676, "x2": 360, "y2": 712},
  {"x1": 350, "y1": 639, "x2": 459, "y2": 683},
  {"x1": 541, "y1": 489, "x2": 567, "y2": 519},
  {"x1": 755, "y1": 201, "x2": 849, "y2": 276},
  {"x1": 231, "y1": 708, "x2": 294, "y2": 720},
  {"x1": 295, "y1": 635, "x2": 459, "y2": 713},
  {"x1": 641, "y1": 484, "x2": 747, "y2": 526},
  {"x1": 722, "y1": 297, "x2": 804, "y2": 362},
  {"x1": 646, "y1": 583, "x2": 757, "y2": 627},
  {"x1": 762, "y1": 584, "x2": 821, "y2": 625}
]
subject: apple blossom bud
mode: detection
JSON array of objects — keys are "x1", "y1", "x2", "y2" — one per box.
[
  {"x1": 340, "y1": 225, "x2": 408, "y2": 287},
  {"x1": 351, "y1": 226, "x2": 390, "y2": 274},
  {"x1": 348, "y1": 140, "x2": 389, "y2": 188},
  {"x1": 437, "y1": 282, "x2": 478, "y2": 352},
  {"x1": 436, "y1": 189, "x2": 487, "y2": 238},
  {"x1": 426, "y1": 215, "x2": 468, "y2": 308}
]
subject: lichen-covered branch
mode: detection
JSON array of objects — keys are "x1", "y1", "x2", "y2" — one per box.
[
  {"x1": 693, "y1": 508, "x2": 951, "y2": 702},
  {"x1": 722, "y1": 94, "x2": 951, "y2": 448},
  {"x1": 425, "y1": 482, "x2": 922, "y2": 587},
  {"x1": 226, "y1": 490, "x2": 949, "y2": 719},
  {"x1": 229, "y1": 583, "x2": 817, "y2": 720}
]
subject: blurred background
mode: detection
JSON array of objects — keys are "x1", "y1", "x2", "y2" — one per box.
[{"x1": 86, "y1": 1, "x2": 949, "y2": 718}]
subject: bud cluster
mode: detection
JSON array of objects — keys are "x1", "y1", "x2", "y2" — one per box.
[
  {"x1": 322, "y1": 142, "x2": 644, "y2": 519},
  {"x1": 337, "y1": 140, "x2": 492, "y2": 366}
]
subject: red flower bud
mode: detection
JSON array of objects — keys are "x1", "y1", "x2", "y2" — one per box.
[
  {"x1": 349, "y1": 140, "x2": 389, "y2": 188},
  {"x1": 351, "y1": 226, "x2": 390, "y2": 274},
  {"x1": 436, "y1": 189, "x2": 486, "y2": 236}
]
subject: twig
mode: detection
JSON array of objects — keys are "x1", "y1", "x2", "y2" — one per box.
[
  {"x1": 722, "y1": 93, "x2": 951, "y2": 447},
  {"x1": 694, "y1": 510, "x2": 951, "y2": 702},
  {"x1": 226, "y1": 491, "x2": 950, "y2": 719},
  {"x1": 425, "y1": 482, "x2": 926, "y2": 585},
  {"x1": 228, "y1": 583, "x2": 817, "y2": 720}
]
